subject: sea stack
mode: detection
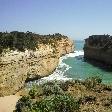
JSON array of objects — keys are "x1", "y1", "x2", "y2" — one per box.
[{"x1": 84, "y1": 35, "x2": 112, "y2": 66}]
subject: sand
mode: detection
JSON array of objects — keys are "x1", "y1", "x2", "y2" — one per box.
[{"x1": 0, "y1": 95, "x2": 20, "y2": 112}]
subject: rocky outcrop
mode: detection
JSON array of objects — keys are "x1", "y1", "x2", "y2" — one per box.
[
  {"x1": 0, "y1": 35, "x2": 74, "y2": 96},
  {"x1": 56, "y1": 38, "x2": 74, "y2": 56},
  {"x1": 0, "y1": 51, "x2": 28, "y2": 96},
  {"x1": 27, "y1": 38, "x2": 74, "y2": 80},
  {"x1": 84, "y1": 35, "x2": 112, "y2": 66}
]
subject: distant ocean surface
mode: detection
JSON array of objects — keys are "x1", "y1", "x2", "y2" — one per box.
[{"x1": 30, "y1": 40, "x2": 112, "y2": 85}]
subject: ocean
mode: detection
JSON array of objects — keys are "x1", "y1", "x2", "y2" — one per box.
[
  {"x1": 29, "y1": 40, "x2": 112, "y2": 85},
  {"x1": 64, "y1": 41, "x2": 112, "y2": 84}
]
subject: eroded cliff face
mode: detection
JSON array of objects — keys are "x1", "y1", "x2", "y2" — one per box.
[
  {"x1": 0, "y1": 51, "x2": 28, "y2": 96},
  {"x1": 84, "y1": 35, "x2": 112, "y2": 65},
  {"x1": 0, "y1": 38, "x2": 74, "y2": 96},
  {"x1": 56, "y1": 38, "x2": 74, "y2": 56}
]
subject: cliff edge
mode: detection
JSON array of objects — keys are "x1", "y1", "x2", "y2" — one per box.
[
  {"x1": 84, "y1": 35, "x2": 112, "y2": 66},
  {"x1": 0, "y1": 32, "x2": 74, "y2": 96}
]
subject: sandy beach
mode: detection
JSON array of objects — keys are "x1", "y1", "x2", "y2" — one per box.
[{"x1": 0, "y1": 95, "x2": 20, "y2": 112}]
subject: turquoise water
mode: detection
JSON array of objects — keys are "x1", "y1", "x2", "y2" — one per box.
[
  {"x1": 75, "y1": 40, "x2": 84, "y2": 50},
  {"x1": 63, "y1": 40, "x2": 112, "y2": 84}
]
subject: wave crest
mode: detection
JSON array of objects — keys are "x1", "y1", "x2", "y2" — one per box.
[{"x1": 28, "y1": 50, "x2": 84, "y2": 85}]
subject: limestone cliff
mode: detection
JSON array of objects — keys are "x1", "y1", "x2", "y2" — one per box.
[
  {"x1": 57, "y1": 38, "x2": 74, "y2": 56},
  {"x1": 0, "y1": 33, "x2": 74, "y2": 96},
  {"x1": 0, "y1": 51, "x2": 28, "y2": 96},
  {"x1": 84, "y1": 35, "x2": 112, "y2": 66}
]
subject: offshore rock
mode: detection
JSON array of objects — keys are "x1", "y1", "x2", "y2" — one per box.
[{"x1": 84, "y1": 35, "x2": 112, "y2": 66}]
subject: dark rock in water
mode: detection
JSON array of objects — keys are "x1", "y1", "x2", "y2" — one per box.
[
  {"x1": 75, "y1": 55, "x2": 84, "y2": 60},
  {"x1": 84, "y1": 35, "x2": 112, "y2": 69}
]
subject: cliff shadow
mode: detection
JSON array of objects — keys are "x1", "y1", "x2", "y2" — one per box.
[{"x1": 84, "y1": 58, "x2": 112, "y2": 72}]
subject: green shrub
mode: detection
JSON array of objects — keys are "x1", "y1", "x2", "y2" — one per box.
[
  {"x1": 15, "y1": 96, "x2": 33, "y2": 112},
  {"x1": 53, "y1": 94, "x2": 79, "y2": 112},
  {"x1": 0, "y1": 31, "x2": 67, "y2": 53},
  {"x1": 42, "y1": 82, "x2": 64, "y2": 96},
  {"x1": 29, "y1": 85, "x2": 43, "y2": 98},
  {"x1": 29, "y1": 86, "x2": 37, "y2": 99},
  {"x1": 59, "y1": 81, "x2": 69, "y2": 91},
  {"x1": 84, "y1": 76, "x2": 102, "y2": 89},
  {"x1": 33, "y1": 94, "x2": 79, "y2": 112},
  {"x1": 15, "y1": 94, "x2": 79, "y2": 112}
]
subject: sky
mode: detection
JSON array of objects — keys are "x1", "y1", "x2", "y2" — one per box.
[{"x1": 0, "y1": 0, "x2": 112, "y2": 40}]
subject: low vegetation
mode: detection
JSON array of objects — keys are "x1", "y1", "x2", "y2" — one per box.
[
  {"x1": 0, "y1": 31, "x2": 68, "y2": 53},
  {"x1": 85, "y1": 35, "x2": 112, "y2": 49},
  {"x1": 15, "y1": 77, "x2": 112, "y2": 112}
]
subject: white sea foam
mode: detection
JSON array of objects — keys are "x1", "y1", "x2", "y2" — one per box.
[
  {"x1": 66, "y1": 50, "x2": 84, "y2": 57},
  {"x1": 28, "y1": 50, "x2": 84, "y2": 85}
]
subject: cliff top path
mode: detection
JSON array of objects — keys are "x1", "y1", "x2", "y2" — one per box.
[{"x1": 0, "y1": 95, "x2": 20, "y2": 112}]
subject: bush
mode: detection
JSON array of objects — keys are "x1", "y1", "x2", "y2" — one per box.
[
  {"x1": 0, "y1": 31, "x2": 67, "y2": 53},
  {"x1": 29, "y1": 86, "x2": 37, "y2": 99},
  {"x1": 29, "y1": 85, "x2": 43, "y2": 98},
  {"x1": 84, "y1": 76, "x2": 102, "y2": 90},
  {"x1": 15, "y1": 96, "x2": 33, "y2": 112},
  {"x1": 42, "y1": 82, "x2": 64, "y2": 96},
  {"x1": 59, "y1": 81, "x2": 69, "y2": 91},
  {"x1": 53, "y1": 94, "x2": 79, "y2": 112},
  {"x1": 15, "y1": 94, "x2": 79, "y2": 112},
  {"x1": 33, "y1": 94, "x2": 79, "y2": 112}
]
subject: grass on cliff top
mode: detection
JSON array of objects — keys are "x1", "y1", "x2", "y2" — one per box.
[
  {"x1": 15, "y1": 76, "x2": 112, "y2": 112},
  {"x1": 0, "y1": 31, "x2": 68, "y2": 54}
]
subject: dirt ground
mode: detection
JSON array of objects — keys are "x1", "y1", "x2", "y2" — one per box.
[{"x1": 0, "y1": 95, "x2": 20, "y2": 112}]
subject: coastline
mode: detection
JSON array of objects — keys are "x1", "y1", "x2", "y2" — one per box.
[
  {"x1": 0, "y1": 45, "x2": 111, "y2": 112},
  {"x1": 26, "y1": 50, "x2": 84, "y2": 86},
  {"x1": 0, "y1": 32, "x2": 74, "y2": 96},
  {"x1": 0, "y1": 36, "x2": 75, "y2": 112}
]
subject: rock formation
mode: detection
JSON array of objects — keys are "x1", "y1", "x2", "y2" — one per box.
[
  {"x1": 0, "y1": 32, "x2": 74, "y2": 96},
  {"x1": 84, "y1": 35, "x2": 112, "y2": 66}
]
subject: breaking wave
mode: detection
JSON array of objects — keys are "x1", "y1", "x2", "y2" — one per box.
[{"x1": 28, "y1": 50, "x2": 84, "y2": 85}]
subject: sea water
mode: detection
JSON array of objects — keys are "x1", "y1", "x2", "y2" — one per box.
[
  {"x1": 29, "y1": 40, "x2": 112, "y2": 85},
  {"x1": 63, "y1": 40, "x2": 112, "y2": 84}
]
